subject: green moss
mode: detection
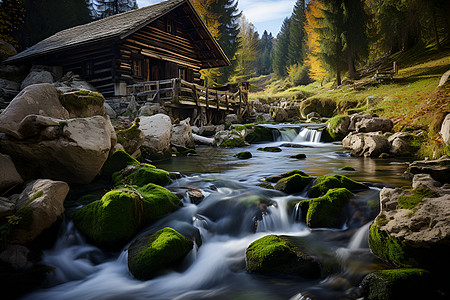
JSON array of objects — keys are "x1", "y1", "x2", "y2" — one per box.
[
  {"x1": 257, "y1": 147, "x2": 282, "y2": 152},
  {"x1": 300, "y1": 188, "x2": 353, "y2": 228},
  {"x1": 234, "y1": 123, "x2": 255, "y2": 131},
  {"x1": 375, "y1": 268, "x2": 429, "y2": 282},
  {"x1": 116, "y1": 124, "x2": 142, "y2": 146},
  {"x1": 101, "y1": 150, "x2": 140, "y2": 179},
  {"x1": 307, "y1": 174, "x2": 368, "y2": 198},
  {"x1": 265, "y1": 170, "x2": 310, "y2": 183},
  {"x1": 245, "y1": 235, "x2": 321, "y2": 278},
  {"x1": 257, "y1": 182, "x2": 274, "y2": 189},
  {"x1": 220, "y1": 137, "x2": 247, "y2": 148},
  {"x1": 274, "y1": 174, "x2": 314, "y2": 194},
  {"x1": 72, "y1": 184, "x2": 182, "y2": 250},
  {"x1": 59, "y1": 90, "x2": 104, "y2": 112},
  {"x1": 340, "y1": 166, "x2": 356, "y2": 171},
  {"x1": 397, "y1": 187, "x2": 439, "y2": 210},
  {"x1": 327, "y1": 115, "x2": 346, "y2": 140},
  {"x1": 245, "y1": 126, "x2": 274, "y2": 143},
  {"x1": 128, "y1": 227, "x2": 193, "y2": 280},
  {"x1": 113, "y1": 164, "x2": 172, "y2": 187},
  {"x1": 233, "y1": 151, "x2": 252, "y2": 159},
  {"x1": 379, "y1": 153, "x2": 390, "y2": 159}
]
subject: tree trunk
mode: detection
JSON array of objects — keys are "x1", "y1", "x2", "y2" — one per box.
[
  {"x1": 347, "y1": 50, "x2": 356, "y2": 79},
  {"x1": 431, "y1": 7, "x2": 442, "y2": 50},
  {"x1": 336, "y1": 68, "x2": 341, "y2": 86}
]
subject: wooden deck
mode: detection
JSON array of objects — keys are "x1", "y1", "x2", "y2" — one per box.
[{"x1": 127, "y1": 78, "x2": 250, "y2": 124}]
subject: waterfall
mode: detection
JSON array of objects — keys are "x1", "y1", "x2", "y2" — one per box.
[
  {"x1": 292, "y1": 202, "x2": 302, "y2": 222},
  {"x1": 293, "y1": 128, "x2": 323, "y2": 143},
  {"x1": 348, "y1": 222, "x2": 371, "y2": 250},
  {"x1": 277, "y1": 127, "x2": 298, "y2": 142}
]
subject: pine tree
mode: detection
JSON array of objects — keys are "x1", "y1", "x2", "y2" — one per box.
[
  {"x1": 287, "y1": 0, "x2": 306, "y2": 67},
  {"x1": 91, "y1": 0, "x2": 137, "y2": 18},
  {"x1": 232, "y1": 15, "x2": 259, "y2": 81},
  {"x1": 258, "y1": 30, "x2": 274, "y2": 75},
  {"x1": 17, "y1": 0, "x2": 92, "y2": 49},
  {"x1": 272, "y1": 17, "x2": 291, "y2": 77},
  {"x1": 0, "y1": 0, "x2": 25, "y2": 48}
]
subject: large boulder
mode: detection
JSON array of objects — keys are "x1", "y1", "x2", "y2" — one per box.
[
  {"x1": 112, "y1": 164, "x2": 172, "y2": 187},
  {"x1": 342, "y1": 132, "x2": 391, "y2": 157},
  {"x1": 299, "y1": 188, "x2": 353, "y2": 228},
  {"x1": 265, "y1": 170, "x2": 310, "y2": 183},
  {"x1": 0, "y1": 153, "x2": 23, "y2": 192},
  {"x1": 171, "y1": 118, "x2": 195, "y2": 150},
  {"x1": 274, "y1": 174, "x2": 314, "y2": 194},
  {"x1": 307, "y1": 175, "x2": 368, "y2": 198},
  {"x1": 116, "y1": 120, "x2": 145, "y2": 157},
  {"x1": 406, "y1": 155, "x2": 450, "y2": 184},
  {"x1": 139, "y1": 114, "x2": 172, "y2": 160},
  {"x1": 11, "y1": 179, "x2": 69, "y2": 244},
  {"x1": 272, "y1": 107, "x2": 289, "y2": 122},
  {"x1": 348, "y1": 113, "x2": 373, "y2": 131},
  {"x1": 128, "y1": 227, "x2": 193, "y2": 280},
  {"x1": 0, "y1": 115, "x2": 114, "y2": 184},
  {"x1": 355, "y1": 117, "x2": 393, "y2": 133},
  {"x1": 245, "y1": 234, "x2": 321, "y2": 278},
  {"x1": 72, "y1": 184, "x2": 182, "y2": 250},
  {"x1": 58, "y1": 89, "x2": 105, "y2": 118},
  {"x1": 20, "y1": 71, "x2": 54, "y2": 90},
  {"x1": 299, "y1": 98, "x2": 336, "y2": 118},
  {"x1": 213, "y1": 130, "x2": 247, "y2": 147},
  {"x1": 244, "y1": 126, "x2": 274, "y2": 143},
  {"x1": 369, "y1": 185, "x2": 450, "y2": 271},
  {"x1": 327, "y1": 115, "x2": 350, "y2": 140},
  {"x1": 53, "y1": 72, "x2": 97, "y2": 93},
  {"x1": 440, "y1": 113, "x2": 450, "y2": 145}
]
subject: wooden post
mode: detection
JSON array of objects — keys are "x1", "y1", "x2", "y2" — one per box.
[
  {"x1": 205, "y1": 87, "x2": 209, "y2": 124},
  {"x1": 225, "y1": 93, "x2": 229, "y2": 112},
  {"x1": 172, "y1": 78, "x2": 179, "y2": 103},
  {"x1": 216, "y1": 91, "x2": 219, "y2": 111},
  {"x1": 393, "y1": 61, "x2": 398, "y2": 74},
  {"x1": 156, "y1": 81, "x2": 160, "y2": 104}
]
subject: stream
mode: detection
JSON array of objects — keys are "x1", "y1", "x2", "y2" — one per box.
[{"x1": 22, "y1": 124, "x2": 411, "y2": 300}]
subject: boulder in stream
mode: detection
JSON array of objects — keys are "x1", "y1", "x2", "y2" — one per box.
[
  {"x1": 213, "y1": 130, "x2": 247, "y2": 147},
  {"x1": 112, "y1": 164, "x2": 172, "y2": 187},
  {"x1": 274, "y1": 174, "x2": 313, "y2": 194},
  {"x1": 300, "y1": 188, "x2": 353, "y2": 228},
  {"x1": 234, "y1": 151, "x2": 252, "y2": 159},
  {"x1": 100, "y1": 149, "x2": 140, "y2": 179},
  {"x1": 245, "y1": 234, "x2": 321, "y2": 278},
  {"x1": 72, "y1": 184, "x2": 182, "y2": 251},
  {"x1": 265, "y1": 170, "x2": 310, "y2": 183},
  {"x1": 116, "y1": 119, "x2": 145, "y2": 157},
  {"x1": 307, "y1": 174, "x2": 368, "y2": 198},
  {"x1": 342, "y1": 132, "x2": 390, "y2": 157},
  {"x1": 139, "y1": 114, "x2": 172, "y2": 160},
  {"x1": 128, "y1": 227, "x2": 193, "y2": 280}
]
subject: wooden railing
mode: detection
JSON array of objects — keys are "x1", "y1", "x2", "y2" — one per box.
[{"x1": 127, "y1": 78, "x2": 249, "y2": 118}]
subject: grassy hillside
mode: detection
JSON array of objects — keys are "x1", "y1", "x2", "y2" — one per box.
[{"x1": 249, "y1": 43, "x2": 450, "y2": 159}]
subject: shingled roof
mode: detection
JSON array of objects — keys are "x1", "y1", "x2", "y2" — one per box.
[{"x1": 6, "y1": 0, "x2": 229, "y2": 66}]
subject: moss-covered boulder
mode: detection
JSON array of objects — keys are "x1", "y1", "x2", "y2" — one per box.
[
  {"x1": 257, "y1": 147, "x2": 282, "y2": 152},
  {"x1": 265, "y1": 170, "x2": 310, "y2": 183},
  {"x1": 257, "y1": 181, "x2": 274, "y2": 189},
  {"x1": 340, "y1": 166, "x2": 356, "y2": 171},
  {"x1": 299, "y1": 98, "x2": 336, "y2": 119},
  {"x1": 327, "y1": 115, "x2": 350, "y2": 140},
  {"x1": 58, "y1": 89, "x2": 105, "y2": 118},
  {"x1": 360, "y1": 268, "x2": 433, "y2": 300},
  {"x1": 128, "y1": 227, "x2": 193, "y2": 280},
  {"x1": 116, "y1": 121, "x2": 145, "y2": 156},
  {"x1": 72, "y1": 184, "x2": 182, "y2": 250},
  {"x1": 300, "y1": 188, "x2": 353, "y2": 228},
  {"x1": 234, "y1": 151, "x2": 252, "y2": 159},
  {"x1": 113, "y1": 164, "x2": 171, "y2": 187},
  {"x1": 101, "y1": 150, "x2": 140, "y2": 179},
  {"x1": 245, "y1": 235, "x2": 321, "y2": 278},
  {"x1": 289, "y1": 153, "x2": 306, "y2": 159},
  {"x1": 214, "y1": 130, "x2": 247, "y2": 148},
  {"x1": 274, "y1": 174, "x2": 314, "y2": 194},
  {"x1": 245, "y1": 126, "x2": 274, "y2": 143},
  {"x1": 307, "y1": 174, "x2": 368, "y2": 198}
]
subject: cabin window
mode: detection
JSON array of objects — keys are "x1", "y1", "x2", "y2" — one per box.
[
  {"x1": 132, "y1": 58, "x2": 143, "y2": 78},
  {"x1": 167, "y1": 19, "x2": 173, "y2": 34},
  {"x1": 82, "y1": 61, "x2": 93, "y2": 78},
  {"x1": 178, "y1": 67, "x2": 186, "y2": 80}
]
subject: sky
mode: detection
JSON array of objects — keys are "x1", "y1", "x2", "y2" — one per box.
[{"x1": 136, "y1": 0, "x2": 296, "y2": 36}]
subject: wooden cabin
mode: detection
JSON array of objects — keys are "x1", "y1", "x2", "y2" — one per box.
[{"x1": 5, "y1": 0, "x2": 230, "y2": 98}]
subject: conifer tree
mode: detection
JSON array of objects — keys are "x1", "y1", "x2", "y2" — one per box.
[
  {"x1": 232, "y1": 15, "x2": 259, "y2": 81},
  {"x1": 287, "y1": 0, "x2": 306, "y2": 67},
  {"x1": 258, "y1": 30, "x2": 274, "y2": 75},
  {"x1": 90, "y1": 0, "x2": 137, "y2": 19},
  {"x1": 272, "y1": 17, "x2": 291, "y2": 77}
]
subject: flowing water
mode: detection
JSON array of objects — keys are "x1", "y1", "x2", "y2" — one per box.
[{"x1": 22, "y1": 124, "x2": 411, "y2": 300}]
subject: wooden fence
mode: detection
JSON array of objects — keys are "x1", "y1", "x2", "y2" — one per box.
[{"x1": 127, "y1": 78, "x2": 250, "y2": 120}]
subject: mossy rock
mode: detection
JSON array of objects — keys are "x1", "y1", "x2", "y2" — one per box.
[
  {"x1": 234, "y1": 151, "x2": 252, "y2": 159},
  {"x1": 327, "y1": 115, "x2": 348, "y2": 140},
  {"x1": 265, "y1": 170, "x2": 310, "y2": 183},
  {"x1": 58, "y1": 89, "x2": 105, "y2": 118},
  {"x1": 289, "y1": 153, "x2": 306, "y2": 159},
  {"x1": 340, "y1": 166, "x2": 356, "y2": 171},
  {"x1": 257, "y1": 147, "x2": 282, "y2": 152},
  {"x1": 307, "y1": 174, "x2": 368, "y2": 198},
  {"x1": 300, "y1": 188, "x2": 353, "y2": 228},
  {"x1": 245, "y1": 126, "x2": 274, "y2": 143},
  {"x1": 245, "y1": 235, "x2": 321, "y2": 278},
  {"x1": 113, "y1": 164, "x2": 171, "y2": 187},
  {"x1": 220, "y1": 137, "x2": 247, "y2": 148},
  {"x1": 361, "y1": 268, "x2": 434, "y2": 300},
  {"x1": 128, "y1": 227, "x2": 193, "y2": 280},
  {"x1": 101, "y1": 150, "x2": 140, "y2": 179},
  {"x1": 257, "y1": 181, "x2": 274, "y2": 189},
  {"x1": 274, "y1": 174, "x2": 314, "y2": 194},
  {"x1": 72, "y1": 184, "x2": 182, "y2": 250}
]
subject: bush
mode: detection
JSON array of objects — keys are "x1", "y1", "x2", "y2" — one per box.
[{"x1": 287, "y1": 64, "x2": 312, "y2": 86}]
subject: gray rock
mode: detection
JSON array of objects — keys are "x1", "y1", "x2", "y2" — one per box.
[
  {"x1": 440, "y1": 113, "x2": 450, "y2": 145},
  {"x1": 198, "y1": 125, "x2": 216, "y2": 137},
  {"x1": 348, "y1": 113, "x2": 373, "y2": 131},
  {"x1": 438, "y1": 70, "x2": 450, "y2": 87},
  {"x1": 407, "y1": 155, "x2": 450, "y2": 184},
  {"x1": 355, "y1": 117, "x2": 393, "y2": 133},
  {"x1": 412, "y1": 174, "x2": 442, "y2": 191},
  {"x1": 53, "y1": 71, "x2": 96, "y2": 92},
  {"x1": 104, "y1": 102, "x2": 117, "y2": 119},
  {"x1": 140, "y1": 114, "x2": 172, "y2": 160},
  {"x1": 21, "y1": 71, "x2": 54, "y2": 90},
  {"x1": 0, "y1": 196, "x2": 16, "y2": 218},
  {"x1": 0, "y1": 245, "x2": 32, "y2": 270},
  {"x1": 171, "y1": 118, "x2": 195, "y2": 149},
  {"x1": 0, "y1": 153, "x2": 23, "y2": 192},
  {"x1": 0, "y1": 78, "x2": 19, "y2": 91},
  {"x1": 225, "y1": 114, "x2": 239, "y2": 124},
  {"x1": 0, "y1": 41, "x2": 17, "y2": 61},
  {"x1": 342, "y1": 132, "x2": 391, "y2": 157},
  {"x1": 12, "y1": 179, "x2": 69, "y2": 244}
]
